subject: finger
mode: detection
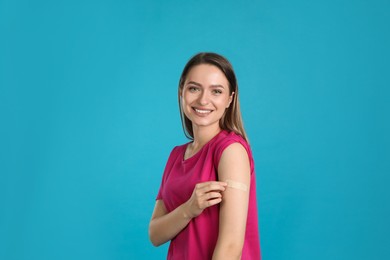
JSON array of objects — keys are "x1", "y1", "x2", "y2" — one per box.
[
  {"x1": 203, "y1": 185, "x2": 226, "y2": 194},
  {"x1": 205, "y1": 197, "x2": 222, "y2": 208},
  {"x1": 202, "y1": 191, "x2": 222, "y2": 201},
  {"x1": 197, "y1": 184, "x2": 227, "y2": 194}
]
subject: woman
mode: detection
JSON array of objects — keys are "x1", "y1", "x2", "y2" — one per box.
[{"x1": 149, "y1": 52, "x2": 261, "y2": 260}]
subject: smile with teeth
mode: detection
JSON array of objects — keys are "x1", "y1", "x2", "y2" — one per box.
[{"x1": 193, "y1": 108, "x2": 212, "y2": 114}]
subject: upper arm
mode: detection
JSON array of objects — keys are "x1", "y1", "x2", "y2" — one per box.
[{"x1": 214, "y1": 142, "x2": 251, "y2": 255}]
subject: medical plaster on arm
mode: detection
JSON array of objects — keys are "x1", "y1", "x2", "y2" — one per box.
[{"x1": 224, "y1": 179, "x2": 248, "y2": 192}]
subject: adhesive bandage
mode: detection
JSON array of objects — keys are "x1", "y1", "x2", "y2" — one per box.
[{"x1": 225, "y1": 179, "x2": 248, "y2": 192}]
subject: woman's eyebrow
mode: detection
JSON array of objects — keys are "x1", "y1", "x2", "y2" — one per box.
[
  {"x1": 210, "y1": 84, "x2": 225, "y2": 89},
  {"x1": 186, "y1": 81, "x2": 202, "y2": 86},
  {"x1": 186, "y1": 81, "x2": 226, "y2": 89}
]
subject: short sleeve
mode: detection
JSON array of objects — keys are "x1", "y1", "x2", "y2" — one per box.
[{"x1": 213, "y1": 132, "x2": 254, "y2": 174}]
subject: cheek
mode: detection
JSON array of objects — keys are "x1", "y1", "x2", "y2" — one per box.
[
  {"x1": 181, "y1": 96, "x2": 193, "y2": 111},
  {"x1": 217, "y1": 97, "x2": 231, "y2": 109},
  {"x1": 182, "y1": 93, "x2": 196, "y2": 106}
]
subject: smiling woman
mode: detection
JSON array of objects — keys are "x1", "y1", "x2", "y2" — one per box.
[
  {"x1": 180, "y1": 64, "x2": 233, "y2": 139},
  {"x1": 149, "y1": 53, "x2": 261, "y2": 260}
]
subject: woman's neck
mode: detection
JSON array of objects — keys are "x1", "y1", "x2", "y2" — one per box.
[{"x1": 191, "y1": 124, "x2": 221, "y2": 150}]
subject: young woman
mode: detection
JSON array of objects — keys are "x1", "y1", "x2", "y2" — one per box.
[{"x1": 149, "y1": 53, "x2": 261, "y2": 260}]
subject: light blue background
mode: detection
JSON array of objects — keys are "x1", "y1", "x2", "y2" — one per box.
[{"x1": 1, "y1": 0, "x2": 389, "y2": 259}]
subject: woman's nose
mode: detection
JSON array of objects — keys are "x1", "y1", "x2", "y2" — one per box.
[{"x1": 198, "y1": 91, "x2": 209, "y2": 105}]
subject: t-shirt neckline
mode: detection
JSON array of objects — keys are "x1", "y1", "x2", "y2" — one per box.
[{"x1": 182, "y1": 130, "x2": 226, "y2": 163}]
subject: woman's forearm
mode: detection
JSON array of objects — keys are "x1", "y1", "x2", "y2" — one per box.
[
  {"x1": 149, "y1": 181, "x2": 226, "y2": 246},
  {"x1": 149, "y1": 203, "x2": 192, "y2": 246}
]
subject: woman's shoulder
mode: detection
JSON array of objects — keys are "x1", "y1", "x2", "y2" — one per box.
[
  {"x1": 212, "y1": 130, "x2": 250, "y2": 159},
  {"x1": 213, "y1": 130, "x2": 255, "y2": 171},
  {"x1": 214, "y1": 130, "x2": 249, "y2": 149}
]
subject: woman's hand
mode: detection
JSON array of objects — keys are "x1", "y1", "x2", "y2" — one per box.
[
  {"x1": 149, "y1": 181, "x2": 227, "y2": 246},
  {"x1": 183, "y1": 181, "x2": 227, "y2": 219}
]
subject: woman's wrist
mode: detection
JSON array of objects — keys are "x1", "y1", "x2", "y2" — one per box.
[{"x1": 181, "y1": 202, "x2": 194, "y2": 220}]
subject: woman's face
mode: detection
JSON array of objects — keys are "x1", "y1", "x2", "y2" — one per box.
[{"x1": 181, "y1": 64, "x2": 233, "y2": 132}]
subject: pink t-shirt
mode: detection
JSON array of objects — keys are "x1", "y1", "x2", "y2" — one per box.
[{"x1": 156, "y1": 130, "x2": 261, "y2": 260}]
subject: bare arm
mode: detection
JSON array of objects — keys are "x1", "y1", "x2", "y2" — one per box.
[
  {"x1": 148, "y1": 200, "x2": 191, "y2": 246},
  {"x1": 149, "y1": 181, "x2": 227, "y2": 246},
  {"x1": 212, "y1": 143, "x2": 251, "y2": 260}
]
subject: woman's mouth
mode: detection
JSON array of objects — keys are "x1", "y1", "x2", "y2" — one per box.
[{"x1": 193, "y1": 108, "x2": 213, "y2": 115}]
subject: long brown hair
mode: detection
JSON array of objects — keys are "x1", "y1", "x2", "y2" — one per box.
[{"x1": 178, "y1": 52, "x2": 248, "y2": 142}]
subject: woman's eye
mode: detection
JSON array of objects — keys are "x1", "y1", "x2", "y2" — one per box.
[
  {"x1": 188, "y1": 86, "x2": 199, "y2": 92},
  {"x1": 212, "y1": 89, "x2": 223, "y2": 95}
]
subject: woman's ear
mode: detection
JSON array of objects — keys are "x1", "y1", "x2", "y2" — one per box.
[
  {"x1": 227, "y1": 92, "x2": 235, "y2": 108},
  {"x1": 179, "y1": 89, "x2": 183, "y2": 100}
]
